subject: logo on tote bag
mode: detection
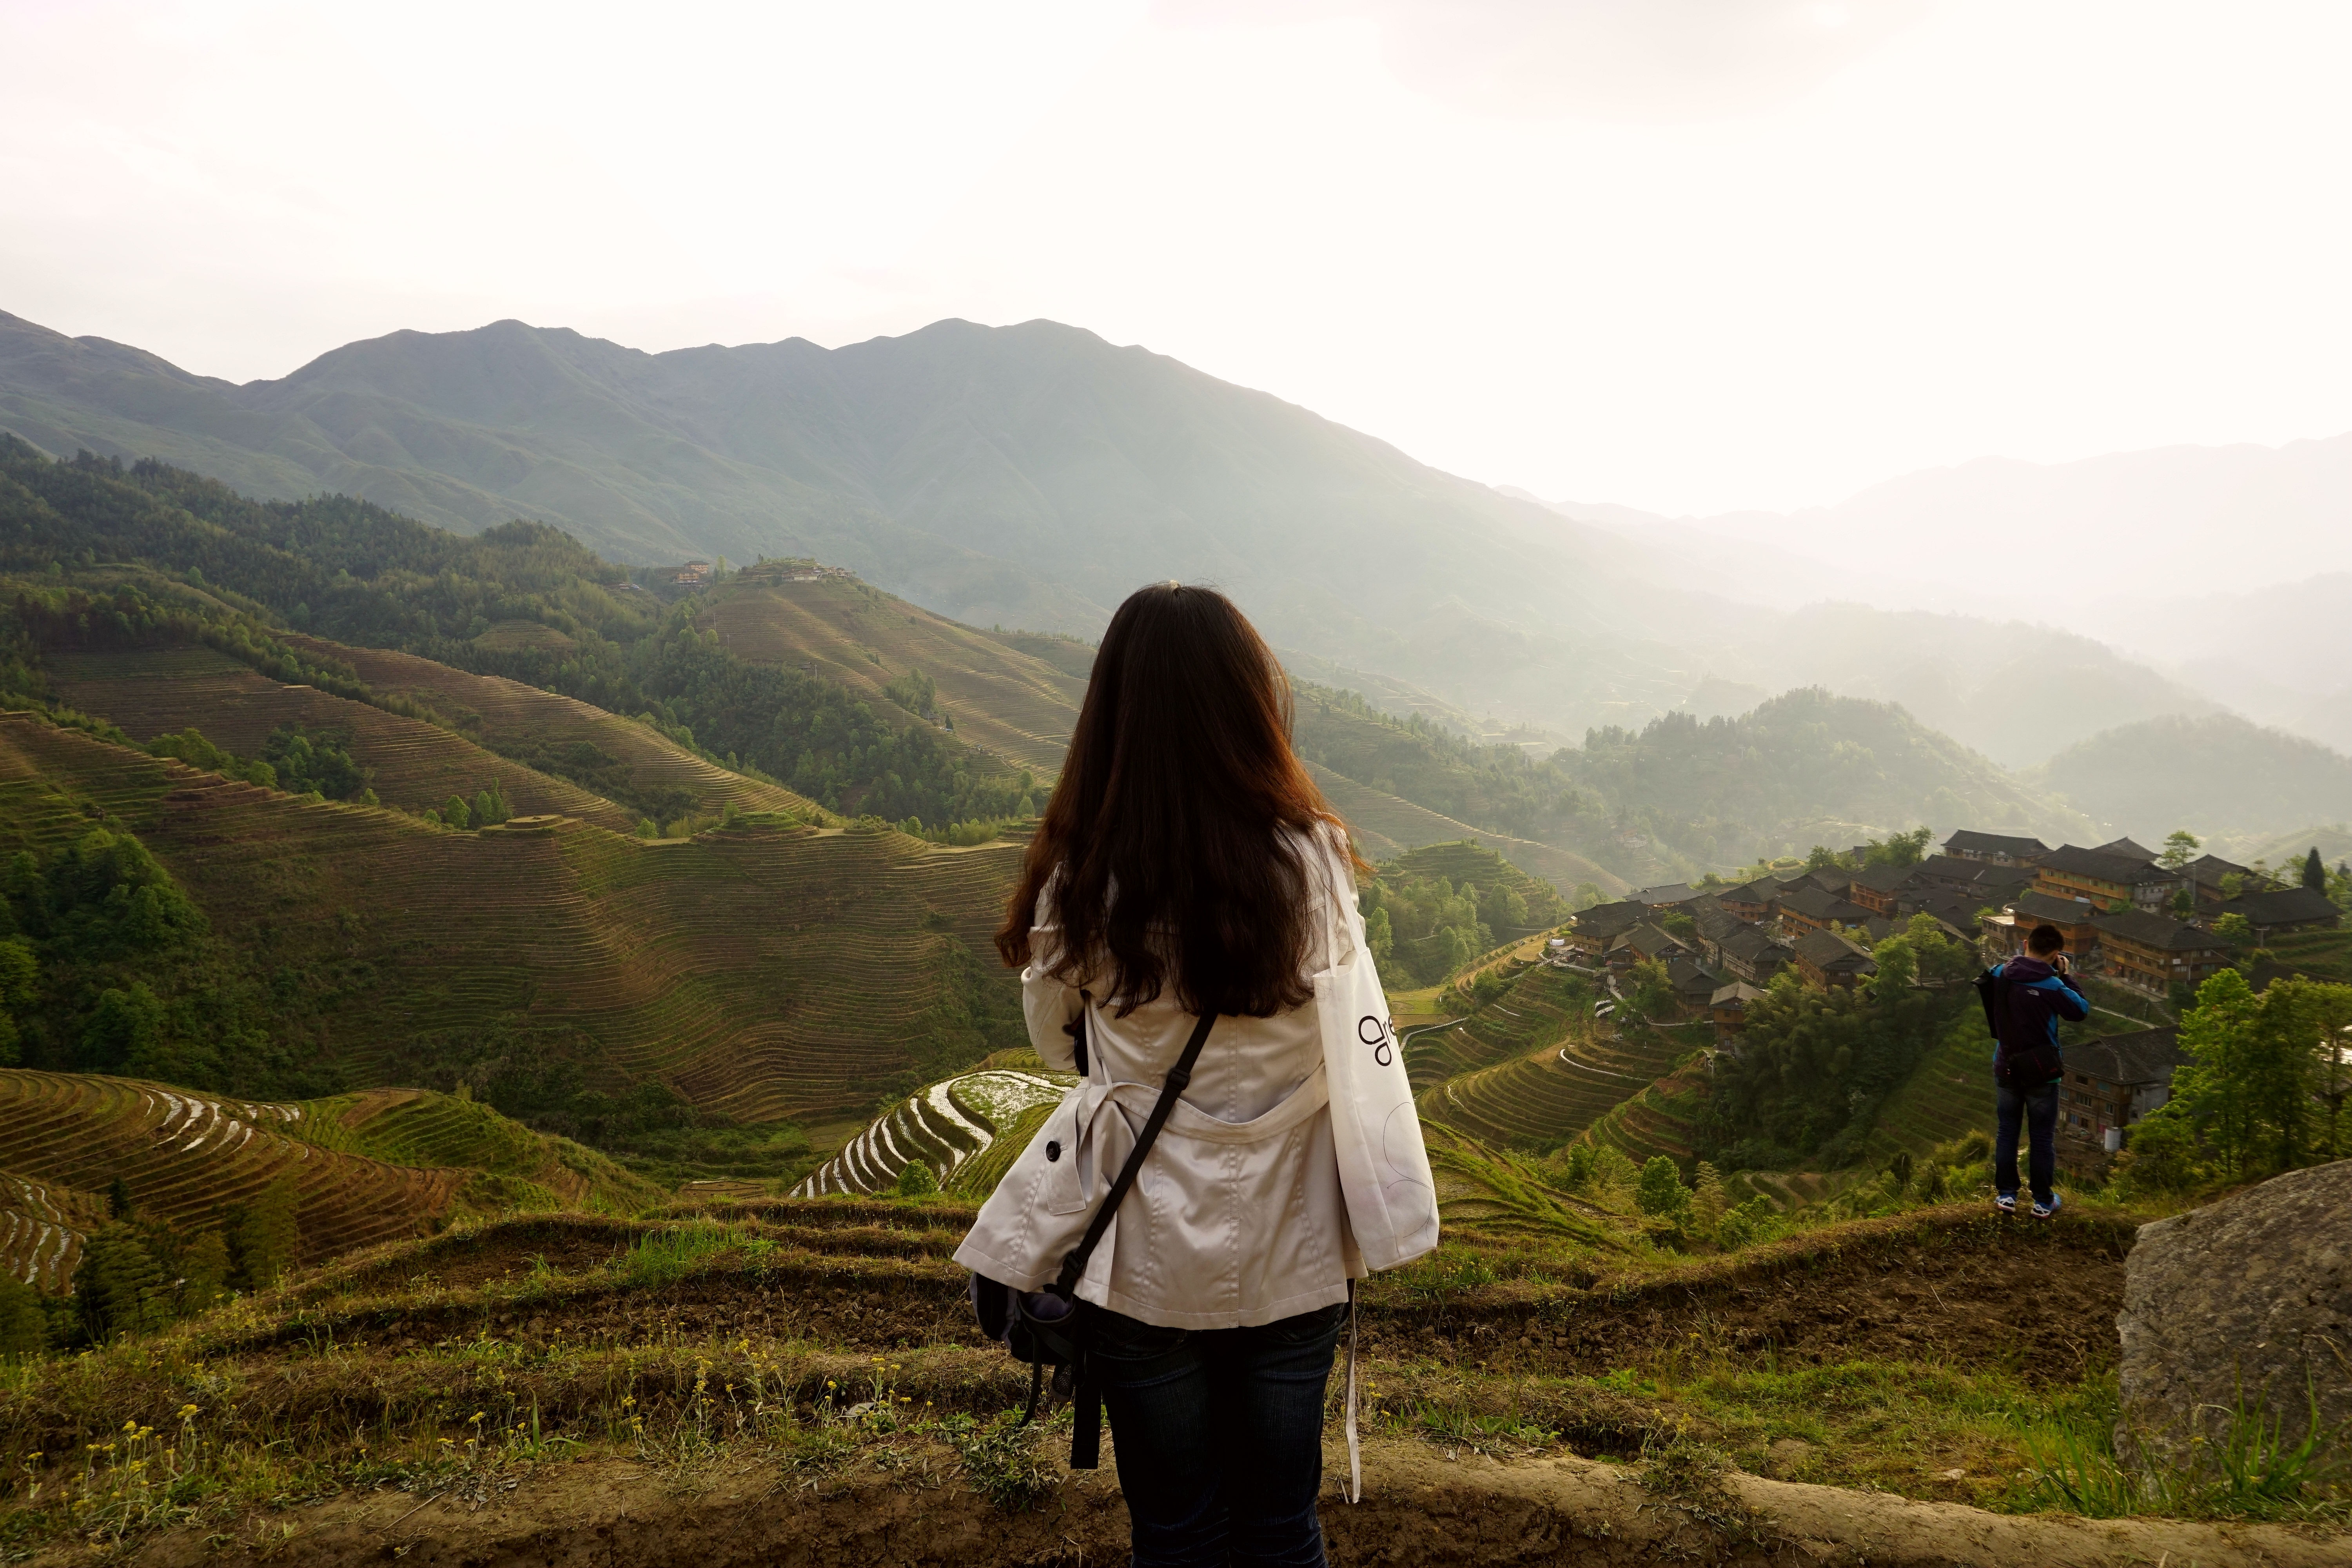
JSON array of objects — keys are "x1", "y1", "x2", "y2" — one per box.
[{"x1": 1357, "y1": 1014, "x2": 1396, "y2": 1067}]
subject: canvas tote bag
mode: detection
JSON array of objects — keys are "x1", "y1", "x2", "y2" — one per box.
[{"x1": 1312, "y1": 864, "x2": 1439, "y2": 1501}]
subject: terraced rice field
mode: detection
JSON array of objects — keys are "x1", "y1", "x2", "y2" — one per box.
[
  {"x1": 0, "y1": 1071, "x2": 470, "y2": 1269},
  {"x1": 292, "y1": 1089, "x2": 661, "y2": 1213},
  {"x1": 1865, "y1": 1022, "x2": 1997, "y2": 1164},
  {"x1": 0, "y1": 1173, "x2": 105, "y2": 1290},
  {"x1": 706, "y1": 574, "x2": 1085, "y2": 778},
  {"x1": 793, "y1": 1068, "x2": 1074, "y2": 1196},
  {"x1": 1419, "y1": 1014, "x2": 1688, "y2": 1152},
  {"x1": 1576, "y1": 1056, "x2": 1711, "y2": 1168},
  {"x1": 0, "y1": 713, "x2": 1027, "y2": 1124},
  {"x1": 44, "y1": 645, "x2": 632, "y2": 829},
  {"x1": 1401, "y1": 962, "x2": 1593, "y2": 1090},
  {"x1": 279, "y1": 634, "x2": 824, "y2": 822}
]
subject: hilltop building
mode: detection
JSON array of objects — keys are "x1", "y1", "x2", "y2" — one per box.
[
  {"x1": 2092, "y1": 909, "x2": 2233, "y2": 995},
  {"x1": 1776, "y1": 884, "x2": 1875, "y2": 940},
  {"x1": 2216, "y1": 887, "x2": 2341, "y2": 941},
  {"x1": 2034, "y1": 845, "x2": 2180, "y2": 913},
  {"x1": 1942, "y1": 830, "x2": 2049, "y2": 866},
  {"x1": 1982, "y1": 891, "x2": 2103, "y2": 957},
  {"x1": 2059, "y1": 1026, "x2": 2185, "y2": 1155},
  {"x1": 1716, "y1": 880, "x2": 1775, "y2": 922},
  {"x1": 1846, "y1": 863, "x2": 1913, "y2": 917},
  {"x1": 1567, "y1": 901, "x2": 1648, "y2": 961},
  {"x1": 1793, "y1": 927, "x2": 1876, "y2": 990},
  {"x1": 1709, "y1": 980, "x2": 1765, "y2": 1039}
]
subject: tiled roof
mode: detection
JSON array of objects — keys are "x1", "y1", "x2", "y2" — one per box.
[
  {"x1": 1849, "y1": 864, "x2": 1915, "y2": 895},
  {"x1": 2219, "y1": 887, "x2": 2341, "y2": 926},
  {"x1": 2040, "y1": 845, "x2": 2168, "y2": 885},
  {"x1": 2067, "y1": 1026, "x2": 2183, "y2": 1087},
  {"x1": 1795, "y1": 927, "x2": 1876, "y2": 971},
  {"x1": 2010, "y1": 890, "x2": 2103, "y2": 923},
  {"x1": 1633, "y1": 882, "x2": 1704, "y2": 907},
  {"x1": 1944, "y1": 830, "x2": 2049, "y2": 857},
  {"x1": 2092, "y1": 909, "x2": 2229, "y2": 951},
  {"x1": 1779, "y1": 886, "x2": 1873, "y2": 922},
  {"x1": 1574, "y1": 901, "x2": 1649, "y2": 938}
]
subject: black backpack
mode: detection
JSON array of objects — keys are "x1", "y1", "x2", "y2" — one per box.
[
  {"x1": 967, "y1": 1001, "x2": 1217, "y2": 1470},
  {"x1": 1973, "y1": 965, "x2": 2062, "y2": 1090}
]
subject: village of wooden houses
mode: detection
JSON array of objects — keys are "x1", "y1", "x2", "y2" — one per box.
[{"x1": 1553, "y1": 829, "x2": 2342, "y2": 1167}]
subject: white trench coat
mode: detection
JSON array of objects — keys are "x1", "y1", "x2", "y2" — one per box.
[{"x1": 952, "y1": 826, "x2": 1439, "y2": 1330}]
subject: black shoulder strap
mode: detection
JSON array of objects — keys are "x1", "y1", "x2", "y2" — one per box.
[{"x1": 1052, "y1": 1005, "x2": 1217, "y2": 1296}]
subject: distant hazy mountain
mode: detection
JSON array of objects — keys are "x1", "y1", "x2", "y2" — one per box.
[
  {"x1": 1541, "y1": 435, "x2": 2352, "y2": 615},
  {"x1": 2029, "y1": 713, "x2": 2352, "y2": 844},
  {"x1": 0, "y1": 306, "x2": 2252, "y2": 763}
]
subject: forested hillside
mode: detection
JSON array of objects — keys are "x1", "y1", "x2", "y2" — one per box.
[
  {"x1": 2030, "y1": 711, "x2": 2352, "y2": 843},
  {"x1": 2, "y1": 309, "x2": 2227, "y2": 759}
]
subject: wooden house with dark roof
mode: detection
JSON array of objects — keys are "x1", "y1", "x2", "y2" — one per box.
[
  {"x1": 1794, "y1": 927, "x2": 1877, "y2": 990},
  {"x1": 2182, "y1": 853, "x2": 2259, "y2": 909},
  {"x1": 2214, "y1": 886, "x2": 2341, "y2": 940},
  {"x1": 1567, "y1": 900, "x2": 1648, "y2": 959},
  {"x1": 1715, "y1": 881, "x2": 1774, "y2": 922},
  {"x1": 1942, "y1": 830, "x2": 2049, "y2": 866},
  {"x1": 1632, "y1": 882, "x2": 1706, "y2": 909},
  {"x1": 2035, "y1": 846, "x2": 2181, "y2": 913},
  {"x1": 2059, "y1": 1027, "x2": 2185, "y2": 1154},
  {"x1": 2093, "y1": 836, "x2": 2161, "y2": 862},
  {"x1": 2090, "y1": 909, "x2": 2232, "y2": 995},
  {"x1": 1715, "y1": 924, "x2": 1792, "y2": 985},
  {"x1": 1775, "y1": 884, "x2": 1875, "y2": 939},
  {"x1": 1982, "y1": 891, "x2": 2106, "y2": 962},
  {"x1": 1665, "y1": 955, "x2": 1721, "y2": 1011},
  {"x1": 1624, "y1": 923, "x2": 1692, "y2": 966},
  {"x1": 1846, "y1": 863, "x2": 1915, "y2": 916},
  {"x1": 1709, "y1": 980, "x2": 1766, "y2": 1039}
]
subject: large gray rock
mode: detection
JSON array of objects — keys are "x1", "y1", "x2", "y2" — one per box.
[{"x1": 2117, "y1": 1160, "x2": 2352, "y2": 1471}]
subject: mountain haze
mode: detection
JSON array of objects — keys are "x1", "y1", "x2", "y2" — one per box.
[{"x1": 0, "y1": 307, "x2": 2281, "y2": 763}]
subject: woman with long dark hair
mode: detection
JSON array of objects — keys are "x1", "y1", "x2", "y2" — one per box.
[{"x1": 956, "y1": 583, "x2": 1437, "y2": 1568}]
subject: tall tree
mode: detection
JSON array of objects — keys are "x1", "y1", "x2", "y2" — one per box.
[
  {"x1": 2160, "y1": 829, "x2": 2200, "y2": 870},
  {"x1": 2304, "y1": 847, "x2": 2327, "y2": 891}
]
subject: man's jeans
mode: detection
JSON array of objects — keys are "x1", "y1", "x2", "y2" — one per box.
[
  {"x1": 1995, "y1": 1078, "x2": 2060, "y2": 1205},
  {"x1": 1088, "y1": 1299, "x2": 1346, "y2": 1568}
]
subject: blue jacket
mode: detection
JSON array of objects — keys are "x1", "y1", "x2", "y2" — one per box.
[{"x1": 1989, "y1": 955, "x2": 2088, "y2": 1068}]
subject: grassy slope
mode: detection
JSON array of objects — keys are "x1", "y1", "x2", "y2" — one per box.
[
  {"x1": 291, "y1": 1088, "x2": 663, "y2": 1214},
  {"x1": 44, "y1": 644, "x2": 635, "y2": 829},
  {"x1": 1310, "y1": 763, "x2": 1627, "y2": 896},
  {"x1": 277, "y1": 633, "x2": 827, "y2": 824},
  {"x1": 706, "y1": 570, "x2": 1086, "y2": 779},
  {"x1": 0, "y1": 711, "x2": 1024, "y2": 1125}
]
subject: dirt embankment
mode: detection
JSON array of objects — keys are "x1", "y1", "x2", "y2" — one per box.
[{"x1": 54, "y1": 1437, "x2": 2341, "y2": 1568}]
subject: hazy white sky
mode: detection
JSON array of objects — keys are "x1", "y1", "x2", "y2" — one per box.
[{"x1": 2, "y1": 0, "x2": 2345, "y2": 515}]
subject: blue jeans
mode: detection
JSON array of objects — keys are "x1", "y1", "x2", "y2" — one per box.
[
  {"x1": 1088, "y1": 1300, "x2": 1346, "y2": 1568},
  {"x1": 1995, "y1": 1079, "x2": 2059, "y2": 1205}
]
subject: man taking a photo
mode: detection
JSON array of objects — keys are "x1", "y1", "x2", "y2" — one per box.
[{"x1": 1983, "y1": 923, "x2": 2087, "y2": 1218}]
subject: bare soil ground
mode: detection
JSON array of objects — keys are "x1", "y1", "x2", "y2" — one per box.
[
  {"x1": 13, "y1": 1201, "x2": 2319, "y2": 1567},
  {"x1": 34, "y1": 1437, "x2": 2343, "y2": 1568}
]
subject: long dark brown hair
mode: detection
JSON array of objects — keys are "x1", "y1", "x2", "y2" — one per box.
[{"x1": 997, "y1": 584, "x2": 1364, "y2": 1018}]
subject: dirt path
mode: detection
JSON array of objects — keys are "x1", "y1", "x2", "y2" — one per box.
[{"x1": 52, "y1": 1437, "x2": 2340, "y2": 1568}]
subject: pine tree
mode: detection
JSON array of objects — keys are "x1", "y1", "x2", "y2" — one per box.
[
  {"x1": 0, "y1": 1270, "x2": 46, "y2": 1355},
  {"x1": 227, "y1": 1177, "x2": 301, "y2": 1291},
  {"x1": 105, "y1": 1176, "x2": 134, "y2": 1220},
  {"x1": 73, "y1": 1224, "x2": 168, "y2": 1343},
  {"x1": 2305, "y1": 848, "x2": 2327, "y2": 892},
  {"x1": 442, "y1": 795, "x2": 471, "y2": 831}
]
